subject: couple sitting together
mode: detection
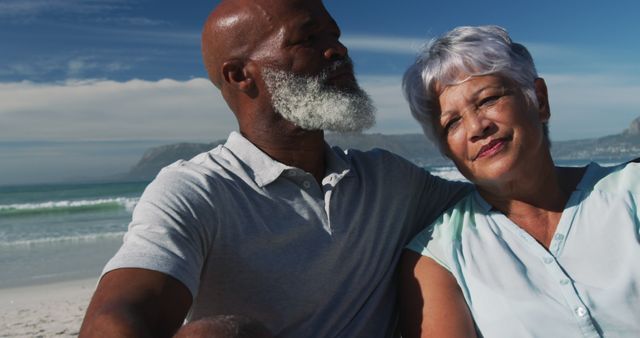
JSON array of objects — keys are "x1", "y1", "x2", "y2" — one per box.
[{"x1": 80, "y1": 0, "x2": 640, "y2": 337}]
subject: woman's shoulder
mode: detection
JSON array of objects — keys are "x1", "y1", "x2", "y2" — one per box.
[
  {"x1": 406, "y1": 193, "x2": 486, "y2": 268},
  {"x1": 579, "y1": 160, "x2": 640, "y2": 194}
]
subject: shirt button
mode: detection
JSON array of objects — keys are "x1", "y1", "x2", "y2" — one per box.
[
  {"x1": 575, "y1": 307, "x2": 587, "y2": 317},
  {"x1": 302, "y1": 181, "x2": 311, "y2": 189},
  {"x1": 543, "y1": 256, "x2": 554, "y2": 264},
  {"x1": 560, "y1": 279, "x2": 570, "y2": 285},
  {"x1": 554, "y1": 233, "x2": 565, "y2": 241}
]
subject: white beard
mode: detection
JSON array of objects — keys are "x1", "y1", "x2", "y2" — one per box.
[{"x1": 262, "y1": 67, "x2": 376, "y2": 132}]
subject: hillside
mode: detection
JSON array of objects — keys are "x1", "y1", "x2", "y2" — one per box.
[{"x1": 120, "y1": 116, "x2": 640, "y2": 181}]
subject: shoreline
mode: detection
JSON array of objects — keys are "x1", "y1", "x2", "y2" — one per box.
[{"x1": 0, "y1": 277, "x2": 98, "y2": 337}]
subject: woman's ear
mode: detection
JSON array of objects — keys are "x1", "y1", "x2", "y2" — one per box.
[{"x1": 534, "y1": 78, "x2": 550, "y2": 122}]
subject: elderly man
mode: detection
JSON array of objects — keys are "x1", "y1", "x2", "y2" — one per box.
[{"x1": 80, "y1": 0, "x2": 468, "y2": 337}]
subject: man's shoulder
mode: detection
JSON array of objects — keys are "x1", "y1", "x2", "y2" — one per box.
[
  {"x1": 333, "y1": 146, "x2": 418, "y2": 168},
  {"x1": 155, "y1": 144, "x2": 239, "y2": 180},
  {"x1": 140, "y1": 144, "x2": 247, "y2": 199}
]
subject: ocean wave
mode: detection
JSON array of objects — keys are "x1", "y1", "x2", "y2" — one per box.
[
  {"x1": 0, "y1": 231, "x2": 126, "y2": 247},
  {"x1": 429, "y1": 167, "x2": 468, "y2": 182},
  {"x1": 0, "y1": 197, "x2": 139, "y2": 217}
]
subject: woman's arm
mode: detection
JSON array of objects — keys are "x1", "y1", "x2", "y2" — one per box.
[{"x1": 399, "y1": 251, "x2": 477, "y2": 338}]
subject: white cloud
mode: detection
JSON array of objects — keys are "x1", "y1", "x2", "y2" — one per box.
[
  {"x1": 341, "y1": 36, "x2": 602, "y2": 65},
  {"x1": 342, "y1": 35, "x2": 425, "y2": 55},
  {"x1": 93, "y1": 16, "x2": 167, "y2": 27},
  {"x1": 0, "y1": 78, "x2": 235, "y2": 142},
  {"x1": 525, "y1": 42, "x2": 582, "y2": 60},
  {"x1": 0, "y1": 76, "x2": 421, "y2": 143},
  {"x1": 0, "y1": 0, "x2": 167, "y2": 27},
  {"x1": 357, "y1": 72, "x2": 640, "y2": 141},
  {"x1": 0, "y1": 0, "x2": 129, "y2": 18},
  {"x1": 542, "y1": 73, "x2": 640, "y2": 139},
  {"x1": 66, "y1": 56, "x2": 131, "y2": 78},
  {"x1": 104, "y1": 29, "x2": 200, "y2": 45},
  {"x1": 0, "y1": 54, "x2": 137, "y2": 81},
  {"x1": 340, "y1": 35, "x2": 604, "y2": 60},
  {"x1": 0, "y1": 72, "x2": 638, "y2": 146},
  {"x1": 359, "y1": 76, "x2": 420, "y2": 134}
]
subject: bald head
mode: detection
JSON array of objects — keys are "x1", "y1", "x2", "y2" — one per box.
[
  {"x1": 202, "y1": 0, "x2": 263, "y2": 87},
  {"x1": 199, "y1": 0, "x2": 371, "y2": 135},
  {"x1": 202, "y1": 0, "x2": 316, "y2": 88}
]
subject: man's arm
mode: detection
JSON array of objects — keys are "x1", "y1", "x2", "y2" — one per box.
[
  {"x1": 399, "y1": 251, "x2": 477, "y2": 338},
  {"x1": 80, "y1": 268, "x2": 192, "y2": 338}
]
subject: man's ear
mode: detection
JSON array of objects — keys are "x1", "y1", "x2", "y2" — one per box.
[
  {"x1": 534, "y1": 78, "x2": 550, "y2": 122},
  {"x1": 221, "y1": 59, "x2": 255, "y2": 93}
]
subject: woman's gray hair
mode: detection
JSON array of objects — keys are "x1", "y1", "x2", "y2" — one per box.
[{"x1": 403, "y1": 25, "x2": 540, "y2": 148}]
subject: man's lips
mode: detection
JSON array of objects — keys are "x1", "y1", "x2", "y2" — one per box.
[
  {"x1": 473, "y1": 138, "x2": 509, "y2": 160},
  {"x1": 326, "y1": 69, "x2": 356, "y2": 84}
]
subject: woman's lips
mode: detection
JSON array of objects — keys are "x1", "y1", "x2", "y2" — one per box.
[{"x1": 474, "y1": 138, "x2": 508, "y2": 160}]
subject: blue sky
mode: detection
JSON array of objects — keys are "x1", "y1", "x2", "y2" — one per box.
[{"x1": 1, "y1": 0, "x2": 639, "y2": 185}]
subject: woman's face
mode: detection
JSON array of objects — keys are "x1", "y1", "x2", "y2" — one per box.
[{"x1": 436, "y1": 74, "x2": 549, "y2": 187}]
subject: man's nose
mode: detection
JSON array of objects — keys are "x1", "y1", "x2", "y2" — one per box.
[{"x1": 323, "y1": 39, "x2": 347, "y2": 61}]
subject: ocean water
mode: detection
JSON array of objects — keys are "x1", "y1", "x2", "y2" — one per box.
[
  {"x1": 0, "y1": 159, "x2": 620, "y2": 289},
  {"x1": 0, "y1": 181, "x2": 148, "y2": 288}
]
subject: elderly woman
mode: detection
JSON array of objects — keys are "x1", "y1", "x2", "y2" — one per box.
[{"x1": 399, "y1": 25, "x2": 640, "y2": 338}]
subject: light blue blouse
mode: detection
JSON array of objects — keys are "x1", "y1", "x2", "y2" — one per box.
[{"x1": 407, "y1": 162, "x2": 640, "y2": 338}]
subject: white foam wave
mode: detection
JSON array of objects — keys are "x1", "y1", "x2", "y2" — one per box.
[
  {"x1": 0, "y1": 197, "x2": 139, "y2": 213},
  {"x1": 429, "y1": 166, "x2": 468, "y2": 182},
  {"x1": 0, "y1": 231, "x2": 126, "y2": 247}
]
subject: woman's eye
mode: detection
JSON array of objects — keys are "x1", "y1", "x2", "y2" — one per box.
[
  {"x1": 478, "y1": 95, "x2": 501, "y2": 108},
  {"x1": 443, "y1": 116, "x2": 461, "y2": 134}
]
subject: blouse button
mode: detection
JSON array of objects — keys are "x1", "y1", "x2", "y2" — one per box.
[{"x1": 575, "y1": 307, "x2": 587, "y2": 317}]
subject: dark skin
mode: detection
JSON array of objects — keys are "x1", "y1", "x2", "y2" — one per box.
[
  {"x1": 80, "y1": 268, "x2": 192, "y2": 338},
  {"x1": 172, "y1": 316, "x2": 274, "y2": 338},
  {"x1": 80, "y1": 0, "x2": 355, "y2": 336},
  {"x1": 202, "y1": 0, "x2": 353, "y2": 183},
  {"x1": 399, "y1": 251, "x2": 477, "y2": 338}
]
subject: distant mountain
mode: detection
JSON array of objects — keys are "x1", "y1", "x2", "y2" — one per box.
[
  {"x1": 120, "y1": 116, "x2": 640, "y2": 182},
  {"x1": 550, "y1": 116, "x2": 640, "y2": 161},
  {"x1": 124, "y1": 141, "x2": 224, "y2": 181}
]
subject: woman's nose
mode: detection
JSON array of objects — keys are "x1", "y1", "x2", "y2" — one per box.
[{"x1": 466, "y1": 113, "x2": 493, "y2": 142}]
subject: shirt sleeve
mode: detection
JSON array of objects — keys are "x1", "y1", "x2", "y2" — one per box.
[
  {"x1": 406, "y1": 192, "x2": 477, "y2": 274},
  {"x1": 423, "y1": 173, "x2": 470, "y2": 221},
  {"x1": 402, "y1": 161, "x2": 472, "y2": 238},
  {"x1": 369, "y1": 148, "x2": 472, "y2": 239},
  {"x1": 406, "y1": 211, "x2": 453, "y2": 273},
  {"x1": 102, "y1": 163, "x2": 218, "y2": 298}
]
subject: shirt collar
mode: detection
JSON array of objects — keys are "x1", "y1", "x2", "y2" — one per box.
[
  {"x1": 223, "y1": 131, "x2": 352, "y2": 187},
  {"x1": 324, "y1": 143, "x2": 352, "y2": 181},
  {"x1": 224, "y1": 132, "x2": 290, "y2": 187}
]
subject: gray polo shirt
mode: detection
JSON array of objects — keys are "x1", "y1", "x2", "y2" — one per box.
[{"x1": 104, "y1": 131, "x2": 468, "y2": 338}]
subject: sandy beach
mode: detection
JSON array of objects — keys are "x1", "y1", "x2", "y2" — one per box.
[{"x1": 0, "y1": 277, "x2": 97, "y2": 337}]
